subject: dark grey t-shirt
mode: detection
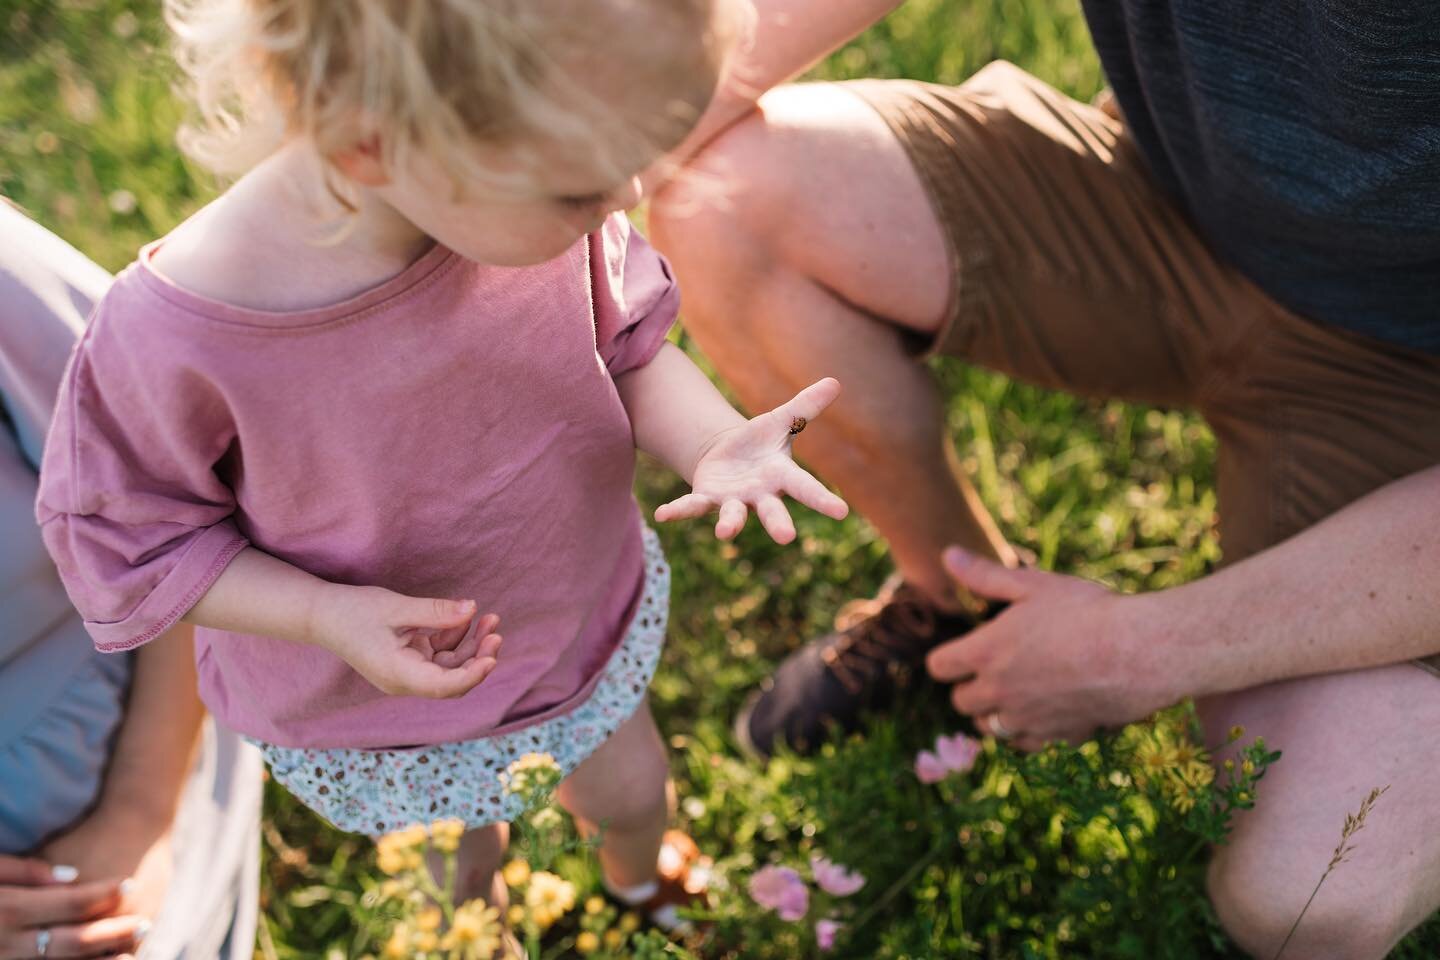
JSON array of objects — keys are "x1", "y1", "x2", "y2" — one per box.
[{"x1": 1082, "y1": 0, "x2": 1440, "y2": 350}]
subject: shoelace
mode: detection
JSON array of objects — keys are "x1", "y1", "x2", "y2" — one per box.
[{"x1": 822, "y1": 591, "x2": 942, "y2": 695}]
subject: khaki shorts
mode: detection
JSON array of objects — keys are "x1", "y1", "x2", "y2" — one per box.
[{"x1": 848, "y1": 61, "x2": 1440, "y2": 677}]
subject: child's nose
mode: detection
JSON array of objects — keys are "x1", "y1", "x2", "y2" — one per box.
[{"x1": 606, "y1": 177, "x2": 644, "y2": 213}]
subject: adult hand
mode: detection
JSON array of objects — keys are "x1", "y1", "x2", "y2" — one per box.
[
  {"x1": 42, "y1": 806, "x2": 172, "y2": 931},
  {"x1": 925, "y1": 547, "x2": 1183, "y2": 752},
  {"x1": 0, "y1": 855, "x2": 145, "y2": 960}
]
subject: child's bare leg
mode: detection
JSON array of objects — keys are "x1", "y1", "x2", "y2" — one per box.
[
  {"x1": 556, "y1": 702, "x2": 672, "y2": 891},
  {"x1": 426, "y1": 823, "x2": 509, "y2": 906}
]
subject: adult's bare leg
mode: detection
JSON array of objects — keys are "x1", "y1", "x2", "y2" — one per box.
[
  {"x1": 1202, "y1": 665, "x2": 1440, "y2": 958},
  {"x1": 651, "y1": 83, "x2": 1017, "y2": 610}
]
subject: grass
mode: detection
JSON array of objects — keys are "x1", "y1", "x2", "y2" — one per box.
[{"x1": 4, "y1": 1, "x2": 1437, "y2": 957}]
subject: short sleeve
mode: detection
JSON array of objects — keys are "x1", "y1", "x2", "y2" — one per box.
[
  {"x1": 590, "y1": 214, "x2": 680, "y2": 377},
  {"x1": 35, "y1": 291, "x2": 248, "y2": 653}
]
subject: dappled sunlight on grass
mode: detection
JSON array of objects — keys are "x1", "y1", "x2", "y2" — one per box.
[{"x1": 7, "y1": 1, "x2": 1438, "y2": 957}]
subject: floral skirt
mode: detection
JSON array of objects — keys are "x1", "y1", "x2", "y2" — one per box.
[{"x1": 254, "y1": 528, "x2": 669, "y2": 837}]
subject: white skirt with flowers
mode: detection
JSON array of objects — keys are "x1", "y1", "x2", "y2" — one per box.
[{"x1": 254, "y1": 528, "x2": 669, "y2": 837}]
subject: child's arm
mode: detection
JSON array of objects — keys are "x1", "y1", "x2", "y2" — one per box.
[
  {"x1": 615, "y1": 341, "x2": 848, "y2": 543},
  {"x1": 184, "y1": 547, "x2": 503, "y2": 699}
]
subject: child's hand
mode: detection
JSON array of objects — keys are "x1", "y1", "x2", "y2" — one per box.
[
  {"x1": 654, "y1": 377, "x2": 849, "y2": 544},
  {"x1": 312, "y1": 588, "x2": 503, "y2": 698}
]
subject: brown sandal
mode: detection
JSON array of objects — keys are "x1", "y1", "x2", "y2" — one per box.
[{"x1": 630, "y1": 830, "x2": 713, "y2": 933}]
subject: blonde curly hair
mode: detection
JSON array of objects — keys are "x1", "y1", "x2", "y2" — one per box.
[{"x1": 167, "y1": 0, "x2": 743, "y2": 192}]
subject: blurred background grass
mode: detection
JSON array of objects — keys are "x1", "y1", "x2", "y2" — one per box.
[{"x1": 6, "y1": 1, "x2": 1433, "y2": 957}]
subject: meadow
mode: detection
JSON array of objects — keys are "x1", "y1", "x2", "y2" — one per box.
[{"x1": 4, "y1": 1, "x2": 1437, "y2": 956}]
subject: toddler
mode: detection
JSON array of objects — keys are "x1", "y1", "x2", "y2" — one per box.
[{"x1": 36, "y1": 0, "x2": 847, "y2": 933}]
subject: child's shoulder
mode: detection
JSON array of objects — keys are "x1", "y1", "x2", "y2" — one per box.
[{"x1": 143, "y1": 196, "x2": 310, "y2": 312}]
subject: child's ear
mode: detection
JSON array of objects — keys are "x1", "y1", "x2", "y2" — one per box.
[{"x1": 330, "y1": 135, "x2": 390, "y2": 187}]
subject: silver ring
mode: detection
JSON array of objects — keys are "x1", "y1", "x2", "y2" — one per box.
[
  {"x1": 35, "y1": 928, "x2": 52, "y2": 957},
  {"x1": 987, "y1": 712, "x2": 1013, "y2": 740}
]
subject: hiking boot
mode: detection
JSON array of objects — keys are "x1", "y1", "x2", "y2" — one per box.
[{"x1": 734, "y1": 578, "x2": 987, "y2": 760}]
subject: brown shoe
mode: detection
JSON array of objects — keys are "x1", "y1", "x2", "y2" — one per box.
[{"x1": 734, "y1": 578, "x2": 988, "y2": 759}]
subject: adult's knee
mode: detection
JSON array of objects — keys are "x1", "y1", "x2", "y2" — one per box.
[
  {"x1": 1208, "y1": 851, "x2": 1405, "y2": 960},
  {"x1": 651, "y1": 109, "x2": 786, "y2": 255},
  {"x1": 649, "y1": 112, "x2": 793, "y2": 341}
]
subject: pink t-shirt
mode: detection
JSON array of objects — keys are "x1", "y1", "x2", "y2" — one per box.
[{"x1": 36, "y1": 214, "x2": 678, "y2": 749}]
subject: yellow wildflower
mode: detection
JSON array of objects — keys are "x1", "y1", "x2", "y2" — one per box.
[
  {"x1": 618, "y1": 912, "x2": 641, "y2": 934},
  {"x1": 502, "y1": 752, "x2": 563, "y2": 800},
  {"x1": 525, "y1": 871, "x2": 577, "y2": 931},
  {"x1": 416, "y1": 906, "x2": 442, "y2": 933},
  {"x1": 576, "y1": 931, "x2": 601, "y2": 954},
  {"x1": 507, "y1": 904, "x2": 527, "y2": 927},
  {"x1": 1167, "y1": 740, "x2": 1202, "y2": 769},
  {"x1": 430, "y1": 818, "x2": 465, "y2": 854},
  {"x1": 414, "y1": 931, "x2": 438, "y2": 953},
  {"x1": 530, "y1": 807, "x2": 564, "y2": 831},
  {"x1": 378, "y1": 879, "x2": 406, "y2": 901},
  {"x1": 1241, "y1": 759, "x2": 1255, "y2": 776},
  {"x1": 376, "y1": 846, "x2": 409, "y2": 877},
  {"x1": 502, "y1": 859, "x2": 532, "y2": 888},
  {"x1": 1181, "y1": 760, "x2": 1215, "y2": 789},
  {"x1": 1170, "y1": 787, "x2": 1197, "y2": 814},
  {"x1": 1133, "y1": 737, "x2": 1172, "y2": 787},
  {"x1": 604, "y1": 928, "x2": 626, "y2": 950},
  {"x1": 440, "y1": 900, "x2": 502, "y2": 956},
  {"x1": 382, "y1": 922, "x2": 410, "y2": 960},
  {"x1": 585, "y1": 895, "x2": 606, "y2": 916},
  {"x1": 1228, "y1": 724, "x2": 1245, "y2": 742},
  {"x1": 376, "y1": 824, "x2": 427, "y2": 875}
]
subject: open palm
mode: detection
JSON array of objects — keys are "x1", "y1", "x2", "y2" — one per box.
[{"x1": 654, "y1": 378, "x2": 849, "y2": 543}]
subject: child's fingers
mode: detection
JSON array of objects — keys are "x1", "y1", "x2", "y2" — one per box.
[
  {"x1": 477, "y1": 631, "x2": 503, "y2": 659},
  {"x1": 768, "y1": 377, "x2": 841, "y2": 435},
  {"x1": 397, "y1": 655, "x2": 495, "y2": 699},
  {"x1": 755, "y1": 495, "x2": 796, "y2": 544},
  {"x1": 432, "y1": 633, "x2": 481, "y2": 668},
  {"x1": 784, "y1": 469, "x2": 850, "y2": 521},
  {"x1": 393, "y1": 595, "x2": 476, "y2": 632},
  {"x1": 430, "y1": 612, "x2": 493, "y2": 654},
  {"x1": 715, "y1": 499, "x2": 748, "y2": 540},
  {"x1": 408, "y1": 631, "x2": 437, "y2": 657},
  {"x1": 654, "y1": 493, "x2": 714, "y2": 523},
  {"x1": 432, "y1": 631, "x2": 502, "y2": 669}
]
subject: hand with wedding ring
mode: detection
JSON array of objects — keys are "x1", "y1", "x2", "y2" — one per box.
[
  {"x1": 985, "y1": 713, "x2": 1014, "y2": 740},
  {"x1": 926, "y1": 546, "x2": 1182, "y2": 752},
  {"x1": 0, "y1": 856, "x2": 147, "y2": 960}
]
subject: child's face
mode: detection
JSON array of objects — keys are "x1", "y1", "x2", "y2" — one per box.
[
  {"x1": 380, "y1": 135, "x2": 654, "y2": 267},
  {"x1": 369, "y1": 0, "x2": 728, "y2": 267}
]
